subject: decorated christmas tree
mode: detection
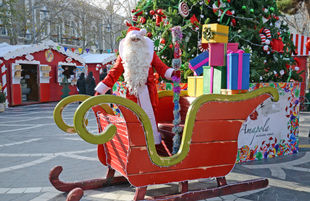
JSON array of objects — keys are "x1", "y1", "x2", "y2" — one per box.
[{"x1": 117, "y1": 0, "x2": 303, "y2": 83}]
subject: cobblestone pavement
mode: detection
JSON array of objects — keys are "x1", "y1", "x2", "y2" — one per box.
[{"x1": 0, "y1": 102, "x2": 310, "y2": 201}]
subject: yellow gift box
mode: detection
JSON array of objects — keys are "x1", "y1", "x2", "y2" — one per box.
[
  {"x1": 187, "y1": 76, "x2": 203, "y2": 97},
  {"x1": 202, "y1": 23, "x2": 229, "y2": 43}
]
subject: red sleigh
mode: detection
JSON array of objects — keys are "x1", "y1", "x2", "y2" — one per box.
[{"x1": 50, "y1": 87, "x2": 279, "y2": 201}]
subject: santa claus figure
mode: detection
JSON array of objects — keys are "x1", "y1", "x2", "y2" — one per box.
[{"x1": 95, "y1": 26, "x2": 175, "y2": 145}]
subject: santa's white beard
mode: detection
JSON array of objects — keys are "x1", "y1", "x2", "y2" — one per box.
[{"x1": 122, "y1": 37, "x2": 150, "y2": 96}]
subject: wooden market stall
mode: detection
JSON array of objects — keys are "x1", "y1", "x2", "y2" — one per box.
[
  {"x1": 291, "y1": 33, "x2": 309, "y2": 97},
  {"x1": 0, "y1": 40, "x2": 86, "y2": 106},
  {"x1": 80, "y1": 53, "x2": 116, "y2": 83}
]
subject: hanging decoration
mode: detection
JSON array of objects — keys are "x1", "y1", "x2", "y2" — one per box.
[
  {"x1": 242, "y1": 45, "x2": 252, "y2": 54},
  {"x1": 96, "y1": 64, "x2": 103, "y2": 74},
  {"x1": 155, "y1": 9, "x2": 165, "y2": 26},
  {"x1": 171, "y1": 26, "x2": 183, "y2": 155},
  {"x1": 198, "y1": 40, "x2": 209, "y2": 52},
  {"x1": 259, "y1": 28, "x2": 272, "y2": 52},
  {"x1": 190, "y1": 14, "x2": 200, "y2": 28},
  {"x1": 131, "y1": 9, "x2": 143, "y2": 25},
  {"x1": 152, "y1": 35, "x2": 164, "y2": 51},
  {"x1": 45, "y1": 49, "x2": 54, "y2": 62},
  {"x1": 262, "y1": 8, "x2": 270, "y2": 23},
  {"x1": 178, "y1": 1, "x2": 189, "y2": 18},
  {"x1": 212, "y1": 0, "x2": 232, "y2": 18}
]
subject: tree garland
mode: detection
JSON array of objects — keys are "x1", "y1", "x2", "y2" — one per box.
[{"x1": 171, "y1": 26, "x2": 183, "y2": 155}]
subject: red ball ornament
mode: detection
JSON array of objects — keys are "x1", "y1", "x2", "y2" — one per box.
[
  {"x1": 150, "y1": 10, "x2": 155, "y2": 15},
  {"x1": 306, "y1": 39, "x2": 310, "y2": 51},
  {"x1": 169, "y1": 44, "x2": 173, "y2": 49},
  {"x1": 156, "y1": 9, "x2": 164, "y2": 16},
  {"x1": 293, "y1": 50, "x2": 298, "y2": 55},
  {"x1": 147, "y1": 32, "x2": 152, "y2": 38},
  {"x1": 160, "y1": 38, "x2": 166, "y2": 44},
  {"x1": 131, "y1": 9, "x2": 136, "y2": 13}
]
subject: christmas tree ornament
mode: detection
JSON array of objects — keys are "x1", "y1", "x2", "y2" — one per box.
[
  {"x1": 212, "y1": 0, "x2": 231, "y2": 17},
  {"x1": 231, "y1": 18, "x2": 236, "y2": 27},
  {"x1": 242, "y1": 5, "x2": 246, "y2": 10},
  {"x1": 160, "y1": 38, "x2": 166, "y2": 44},
  {"x1": 250, "y1": 9, "x2": 254, "y2": 13},
  {"x1": 262, "y1": 8, "x2": 270, "y2": 23},
  {"x1": 132, "y1": 15, "x2": 138, "y2": 23},
  {"x1": 198, "y1": 40, "x2": 209, "y2": 52},
  {"x1": 124, "y1": 20, "x2": 132, "y2": 27},
  {"x1": 270, "y1": 7, "x2": 275, "y2": 12},
  {"x1": 295, "y1": 66, "x2": 299, "y2": 71},
  {"x1": 178, "y1": 1, "x2": 189, "y2": 17},
  {"x1": 150, "y1": 10, "x2": 155, "y2": 15},
  {"x1": 152, "y1": 35, "x2": 164, "y2": 51},
  {"x1": 259, "y1": 28, "x2": 272, "y2": 52},
  {"x1": 140, "y1": 17, "x2": 146, "y2": 24},
  {"x1": 280, "y1": 70, "x2": 285, "y2": 75},
  {"x1": 190, "y1": 14, "x2": 200, "y2": 28},
  {"x1": 147, "y1": 32, "x2": 152, "y2": 38},
  {"x1": 242, "y1": 45, "x2": 252, "y2": 54},
  {"x1": 169, "y1": 44, "x2": 173, "y2": 49},
  {"x1": 205, "y1": 0, "x2": 210, "y2": 5}
]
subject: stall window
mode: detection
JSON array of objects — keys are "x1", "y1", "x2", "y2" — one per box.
[{"x1": 61, "y1": 66, "x2": 77, "y2": 84}]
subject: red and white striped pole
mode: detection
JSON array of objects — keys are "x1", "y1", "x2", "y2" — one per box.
[{"x1": 0, "y1": 59, "x2": 8, "y2": 107}]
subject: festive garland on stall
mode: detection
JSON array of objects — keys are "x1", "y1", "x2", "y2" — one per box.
[{"x1": 171, "y1": 26, "x2": 183, "y2": 155}]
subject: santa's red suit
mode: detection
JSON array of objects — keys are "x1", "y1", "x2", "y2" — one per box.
[{"x1": 95, "y1": 27, "x2": 174, "y2": 144}]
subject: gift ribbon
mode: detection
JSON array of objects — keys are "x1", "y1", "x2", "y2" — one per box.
[
  {"x1": 210, "y1": 67, "x2": 214, "y2": 93},
  {"x1": 189, "y1": 57, "x2": 209, "y2": 70},
  {"x1": 237, "y1": 50, "x2": 244, "y2": 89},
  {"x1": 203, "y1": 24, "x2": 229, "y2": 42}
]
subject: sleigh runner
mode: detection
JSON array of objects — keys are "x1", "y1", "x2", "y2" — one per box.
[{"x1": 50, "y1": 87, "x2": 278, "y2": 201}]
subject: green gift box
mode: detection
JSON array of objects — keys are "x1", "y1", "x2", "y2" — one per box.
[{"x1": 203, "y1": 66, "x2": 227, "y2": 94}]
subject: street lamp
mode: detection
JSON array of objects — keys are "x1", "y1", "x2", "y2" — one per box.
[
  {"x1": 105, "y1": 24, "x2": 113, "y2": 53},
  {"x1": 32, "y1": 6, "x2": 49, "y2": 44},
  {"x1": 99, "y1": 24, "x2": 104, "y2": 53}
]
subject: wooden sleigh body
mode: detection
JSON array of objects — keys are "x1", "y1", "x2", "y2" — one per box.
[{"x1": 50, "y1": 87, "x2": 279, "y2": 201}]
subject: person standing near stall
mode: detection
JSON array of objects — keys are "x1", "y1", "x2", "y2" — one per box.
[
  {"x1": 85, "y1": 71, "x2": 96, "y2": 96},
  {"x1": 76, "y1": 72, "x2": 86, "y2": 94}
]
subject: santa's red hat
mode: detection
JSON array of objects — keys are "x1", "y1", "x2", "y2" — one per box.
[{"x1": 126, "y1": 26, "x2": 147, "y2": 38}]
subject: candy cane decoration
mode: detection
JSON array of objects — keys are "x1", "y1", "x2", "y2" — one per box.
[
  {"x1": 96, "y1": 64, "x2": 103, "y2": 74},
  {"x1": 171, "y1": 26, "x2": 183, "y2": 155},
  {"x1": 259, "y1": 28, "x2": 272, "y2": 52},
  {"x1": 0, "y1": 59, "x2": 8, "y2": 107},
  {"x1": 259, "y1": 34, "x2": 266, "y2": 44}
]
